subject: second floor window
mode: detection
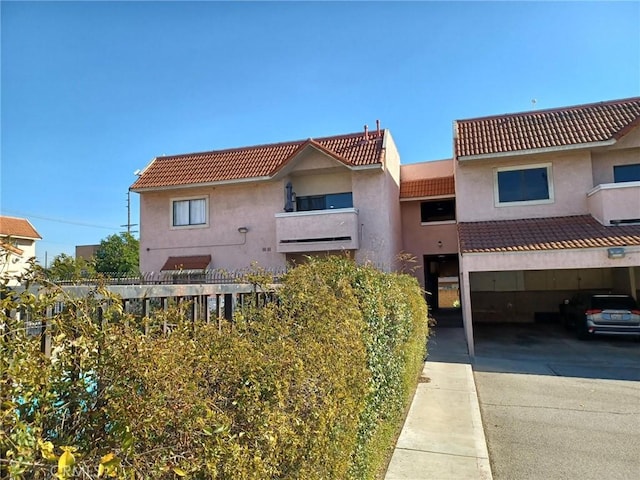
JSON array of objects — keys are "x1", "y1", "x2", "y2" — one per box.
[
  {"x1": 614, "y1": 164, "x2": 640, "y2": 183},
  {"x1": 172, "y1": 198, "x2": 207, "y2": 226},
  {"x1": 421, "y1": 199, "x2": 456, "y2": 223},
  {"x1": 495, "y1": 164, "x2": 553, "y2": 205},
  {"x1": 296, "y1": 192, "x2": 353, "y2": 211}
]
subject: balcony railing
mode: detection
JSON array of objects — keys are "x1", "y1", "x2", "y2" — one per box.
[
  {"x1": 587, "y1": 181, "x2": 640, "y2": 226},
  {"x1": 274, "y1": 208, "x2": 359, "y2": 253}
]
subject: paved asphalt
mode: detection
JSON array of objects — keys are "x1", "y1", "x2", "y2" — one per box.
[{"x1": 472, "y1": 323, "x2": 640, "y2": 480}]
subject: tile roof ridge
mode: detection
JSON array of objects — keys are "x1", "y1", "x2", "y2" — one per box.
[
  {"x1": 455, "y1": 97, "x2": 640, "y2": 123},
  {"x1": 152, "y1": 130, "x2": 384, "y2": 161}
]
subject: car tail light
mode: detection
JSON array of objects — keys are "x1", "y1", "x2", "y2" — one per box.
[
  {"x1": 585, "y1": 309, "x2": 602, "y2": 315},
  {"x1": 631, "y1": 310, "x2": 640, "y2": 315}
]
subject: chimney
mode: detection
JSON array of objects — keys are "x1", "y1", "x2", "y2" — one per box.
[
  {"x1": 376, "y1": 119, "x2": 381, "y2": 138},
  {"x1": 364, "y1": 124, "x2": 369, "y2": 141}
]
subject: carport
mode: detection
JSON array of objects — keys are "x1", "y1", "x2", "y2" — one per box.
[{"x1": 458, "y1": 216, "x2": 640, "y2": 356}]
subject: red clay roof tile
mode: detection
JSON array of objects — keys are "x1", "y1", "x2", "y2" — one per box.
[
  {"x1": 131, "y1": 130, "x2": 385, "y2": 190},
  {"x1": 458, "y1": 215, "x2": 640, "y2": 253},
  {"x1": 0, "y1": 216, "x2": 42, "y2": 239},
  {"x1": 400, "y1": 176, "x2": 455, "y2": 199},
  {"x1": 455, "y1": 97, "x2": 640, "y2": 158}
]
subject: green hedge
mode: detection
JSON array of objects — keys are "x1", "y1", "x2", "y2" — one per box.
[{"x1": 0, "y1": 257, "x2": 429, "y2": 479}]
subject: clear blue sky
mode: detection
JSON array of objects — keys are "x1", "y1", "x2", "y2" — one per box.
[{"x1": 1, "y1": 1, "x2": 639, "y2": 265}]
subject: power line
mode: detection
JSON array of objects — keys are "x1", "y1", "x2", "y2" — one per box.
[{"x1": 0, "y1": 209, "x2": 121, "y2": 230}]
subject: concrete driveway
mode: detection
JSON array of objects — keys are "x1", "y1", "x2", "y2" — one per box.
[{"x1": 472, "y1": 323, "x2": 640, "y2": 480}]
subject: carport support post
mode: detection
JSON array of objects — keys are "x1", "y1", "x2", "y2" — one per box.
[
  {"x1": 460, "y1": 268, "x2": 475, "y2": 357},
  {"x1": 629, "y1": 266, "x2": 637, "y2": 301}
]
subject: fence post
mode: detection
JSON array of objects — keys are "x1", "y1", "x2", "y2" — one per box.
[{"x1": 41, "y1": 305, "x2": 52, "y2": 357}]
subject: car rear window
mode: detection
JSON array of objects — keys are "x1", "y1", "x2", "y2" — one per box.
[{"x1": 591, "y1": 296, "x2": 638, "y2": 310}]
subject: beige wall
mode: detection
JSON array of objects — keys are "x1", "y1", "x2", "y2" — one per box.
[{"x1": 0, "y1": 237, "x2": 37, "y2": 285}]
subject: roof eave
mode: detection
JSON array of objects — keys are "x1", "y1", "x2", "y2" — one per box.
[
  {"x1": 457, "y1": 139, "x2": 617, "y2": 162},
  {"x1": 400, "y1": 193, "x2": 455, "y2": 202},
  {"x1": 131, "y1": 176, "x2": 273, "y2": 193}
]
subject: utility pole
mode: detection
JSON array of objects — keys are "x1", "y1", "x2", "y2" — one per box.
[{"x1": 121, "y1": 190, "x2": 138, "y2": 234}]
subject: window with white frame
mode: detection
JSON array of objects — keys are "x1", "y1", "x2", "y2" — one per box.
[
  {"x1": 172, "y1": 197, "x2": 207, "y2": 227},
  {"x1": 494, "y1": 164, "x2": 553, "y2": 205}
]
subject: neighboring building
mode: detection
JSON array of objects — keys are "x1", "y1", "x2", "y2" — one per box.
[
  {"x1": 130, "y1": 125, "x2": 403, "y2": 274},
  {"x1": 0, "y1": 215, "x2": 42, "y2": 284},
  {"x1": 75, "y1": 244, "x2": 100, "y2": 262},
  {"x1": 454, "y1": 97, "x2": 640, "y2": 354}
]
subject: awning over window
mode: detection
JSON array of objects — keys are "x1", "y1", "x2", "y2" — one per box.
[{"x1": 161, "y1": 255, "x2": 211, "y2": 271}]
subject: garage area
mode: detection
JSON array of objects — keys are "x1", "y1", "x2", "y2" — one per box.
[
  {"x1": 457, "y1": 215, "x2": 640, "y2": 355},
  {"x1": 469, "y1": 266, "x2": 638, "y2": 324}
]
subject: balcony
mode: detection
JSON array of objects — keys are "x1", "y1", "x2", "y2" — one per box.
[
  {"x1": 587, "y1": 181, "x2": 640, "y2": 226},
  {"x1": 275, "y1": 208, "x2": 359, "y2": 253}
]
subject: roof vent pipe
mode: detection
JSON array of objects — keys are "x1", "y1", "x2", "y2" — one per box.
[
  {"x1": 364, "y1": 124, "x2": 369, "y2": 140},
  {"x1": 376, "y1": 119, "x2": 381, "y2": 137}
]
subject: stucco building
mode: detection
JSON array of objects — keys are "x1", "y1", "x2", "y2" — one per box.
[
  {"x1": 131, "y1": 125, "x2": 402, "y2": 274},
  {"x1": 0, "y1": 215, "x2": 42, "y2": 285},
  {"x1": 131, "y1": 97, "x2": 640, "y2": 354}
]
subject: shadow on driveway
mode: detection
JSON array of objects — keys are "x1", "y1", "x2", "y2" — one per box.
[{"x1": 472, "y1": 322, "x2": 640, "y2": 381}]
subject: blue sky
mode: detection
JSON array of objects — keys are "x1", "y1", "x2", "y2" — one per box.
[{"x1": 1, "y1": 1, "x2": 639, "y2": 265}]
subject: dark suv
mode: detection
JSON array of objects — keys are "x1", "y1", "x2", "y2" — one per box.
[{"x1": 561, "y1": 294, "x2": 640, "y2": 339}]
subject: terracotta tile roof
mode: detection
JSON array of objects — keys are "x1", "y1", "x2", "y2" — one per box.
[
  {"x1": 458, "y1": 215, "x2": 640, "y2": 254},
  {"x1": 400, "y1": 176, "x2": 455, "y2": 199},
  {"x1": 0, "y1": 216, "x2": 42, "y2": 239},
  {"x1": 161, "y1": 255, "x2": 212, "y2": 271},
  {"x1": 455, "y1": 97, "x2": 640, "y2": 158},
  {"x1": 131, "y1": 130, "x2": 386, "y2": 190}
]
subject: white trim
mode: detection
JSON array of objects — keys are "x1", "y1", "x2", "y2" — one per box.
[
  {"x1": 400, "y1": 194, "x2": 455, "y2": 202},
  {"x1": 457, "y1": 139, "x2": 616, "y2": 162},
  {"x1": 587, "y1": 180, "x2": 640, "y2": 197},
  {"x1": 493, "y1": 162, "x2": 554, "y2": 207},
  {"x1": 421, "y1": 220, "x2": 457, "y2": 226},
  {"x1": 274, "y1": 207, "x2": 358, "y2": 218},
  {"x1": 169, "y1": 195, "x2": 209, "y2": 230}
]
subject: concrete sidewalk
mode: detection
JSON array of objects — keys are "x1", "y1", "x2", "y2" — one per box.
[{"x1": 385, "y1": 326, "x2": 492, "y2": 480}]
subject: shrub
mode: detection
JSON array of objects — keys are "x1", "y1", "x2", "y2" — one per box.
[{"x1": 0, "y1": 257, "x2": 428, "y2": 479}]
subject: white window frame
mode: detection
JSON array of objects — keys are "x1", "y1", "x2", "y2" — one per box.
[
  {"x1": 170, "y1": 195, "x2": 209, "y2": 229},
  {"x1": 493, "y1": 163, "x2": 554, "y2": 207}
]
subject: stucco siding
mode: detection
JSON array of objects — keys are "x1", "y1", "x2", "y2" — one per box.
[
  {"x1": 140, "y1": 182, "x2": 286, "y2": 272},
  {"x1": 400, "y1": 158, "x2": 453, "y2": 181},
  {"x1": 591, "y1": 148, "x2": 640, "y2": 185},
  {"x1": 456, "y1": 150, "x2": 593, "y2": 222}
]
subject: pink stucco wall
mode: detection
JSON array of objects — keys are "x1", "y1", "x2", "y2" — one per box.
[
  {"x1": 455, "y1": 150, "x2": 594, "y2": 222},
  {"x1": 400, "y1": 158, "x2": 453, "y2": 181},
  {"x1": 587, "y1": 182, "x2": 640, "y2": 225},
  {"x1": 399, "y1": 159, "x2": 458, "y2": 288},
  {"x1": 138, "y1": 133, "x2": 403, "y2": 273}
]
